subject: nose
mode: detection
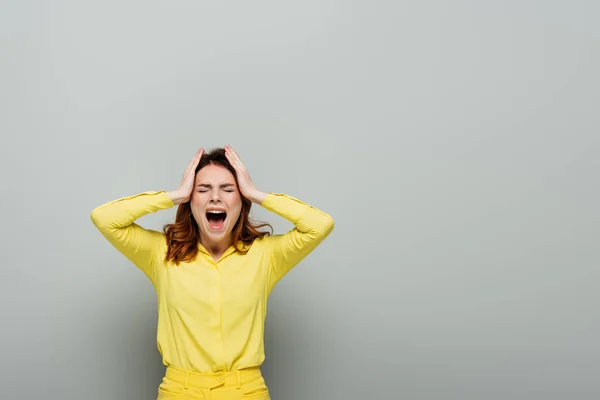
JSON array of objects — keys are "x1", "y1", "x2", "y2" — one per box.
[{"x1": 209, "y1": 190, "x2": 222, "y2": 203}]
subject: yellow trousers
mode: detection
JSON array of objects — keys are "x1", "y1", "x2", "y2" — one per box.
[{"x1": 156, "y1": 365, "x2": 270, "y2": 400}]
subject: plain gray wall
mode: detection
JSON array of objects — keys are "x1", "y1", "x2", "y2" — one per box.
[{"x1": 1, "y1": 1, "x2": 599, "y2": 399}]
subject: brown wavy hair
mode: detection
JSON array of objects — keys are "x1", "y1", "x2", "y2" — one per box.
[{"x1": 163, "y1": 147, "x2": 272, "y2": 265}]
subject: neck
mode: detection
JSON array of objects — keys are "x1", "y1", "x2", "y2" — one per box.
[{"x1": 199, "y1": 233, "x2": 233, "y2": 256}]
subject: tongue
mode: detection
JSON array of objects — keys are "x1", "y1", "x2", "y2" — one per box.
[{"x1": 208, "y1": 219, "x2": 225, "y2": 229}]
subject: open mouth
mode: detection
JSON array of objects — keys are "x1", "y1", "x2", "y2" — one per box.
[{"x1": 206, "y1": 210, "x2": 227, "y2": 230}]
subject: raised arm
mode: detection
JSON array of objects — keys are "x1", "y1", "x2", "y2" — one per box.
[
  {"x1": 223, "y1": 145, "x2": 334, "y2": 289},
  {"x1": 90, "y1": 148, "x2": 204, "y2": 282},
  {"x1": 90, "y1": 191, "x2": 175, "y2": 282},
  {"x1": 259, "y1": 192, "x2": 334, "y2": 288}
]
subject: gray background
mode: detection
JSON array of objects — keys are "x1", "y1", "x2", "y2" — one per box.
[{"x1": 1, "y1": 1, "x2": 599, "y2": 399}]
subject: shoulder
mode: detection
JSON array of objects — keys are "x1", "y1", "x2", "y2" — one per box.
[{"x1": 246, "y1": 234, "x2": 284, "y2": 251}]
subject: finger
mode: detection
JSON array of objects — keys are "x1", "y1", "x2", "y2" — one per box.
[
  {"x1": 186, "y1": 148, "x2": 203, "y2": 172},
  {"x1": 186, "y1": 149, "x2": 201, "y2": 170},
  {"x1": 226, "y1": 145, "x2": 243, "y2": 166},
  {"x1": 226, "y1": 150, "x2": 243, "y2": 171},
  {"x1": 224, "y1": 145, "x2": 237, "y2": 165},
  {"x1": 196, "y1": 148, "x2": 204, "y2": 165},
  {"x1": 227, "y1": 155, "x2": 242, "y2": 172}
]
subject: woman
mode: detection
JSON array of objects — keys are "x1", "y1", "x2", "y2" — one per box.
[{"x1": 90, "y1": 145, "x2": 334, "y2": 399}]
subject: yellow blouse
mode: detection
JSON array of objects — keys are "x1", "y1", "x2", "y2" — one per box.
[{"x1": 90, "y1": 190, "x2": 334, "y2": 373}]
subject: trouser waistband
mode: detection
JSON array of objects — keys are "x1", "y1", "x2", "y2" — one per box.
[{"x1": 165, "y1": 365, "x2": 262, "y2": 390}]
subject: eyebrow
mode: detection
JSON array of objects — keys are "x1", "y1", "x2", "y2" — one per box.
[{"x1": 196, "y1": 183, "x2": 236, "y2": 188}]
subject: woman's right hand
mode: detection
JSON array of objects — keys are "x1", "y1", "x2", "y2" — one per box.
[{"x1": 167, "y1": 148, "x2": 204, "y2": 205}]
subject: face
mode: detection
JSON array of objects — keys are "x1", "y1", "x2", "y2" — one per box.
[{"x1": 190, "y1": 164, "x2": 242, "y2": 245}]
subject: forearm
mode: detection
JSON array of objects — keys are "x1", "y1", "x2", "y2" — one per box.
[
  {"x1": 260, "y1": 192, "x2": 334, "y2": 236},
  {"x1": 90, "y1": 190, "x2": 175, "y2": 229},
  {"x1": 245, "y1": 189, "x2": 269, "y2": 205},
  {"x1": 166, "y1": 190, "x2": 189, "y2": 205}
]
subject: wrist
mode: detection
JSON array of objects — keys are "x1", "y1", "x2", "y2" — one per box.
[
  {"x1": 245, "y1": 189, "x2": 268, "y2": 205},
  {"x1": 166, "y1": 190, "x2": 188, "y2": 205}
]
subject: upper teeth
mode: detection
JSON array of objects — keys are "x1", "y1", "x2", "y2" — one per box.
[{"x1": 207, "y1": 210, "x2": 225, "y2": 214}]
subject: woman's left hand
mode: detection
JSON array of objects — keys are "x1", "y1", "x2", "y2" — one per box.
[{"x1": 224, "y1": 145, "x2": 266, "y2": 203}]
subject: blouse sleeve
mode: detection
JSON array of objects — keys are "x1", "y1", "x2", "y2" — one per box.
[
  {"x1": 90, "y1": 190, "x2": 175, "y2": 283},
  {"x1": 260, "y1": 193, "x2": 334, "y2": 291}
]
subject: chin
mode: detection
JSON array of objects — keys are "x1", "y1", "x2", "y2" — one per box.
[{"x1": 202, "y1": 225, "x2": 231, "y2": 239}]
